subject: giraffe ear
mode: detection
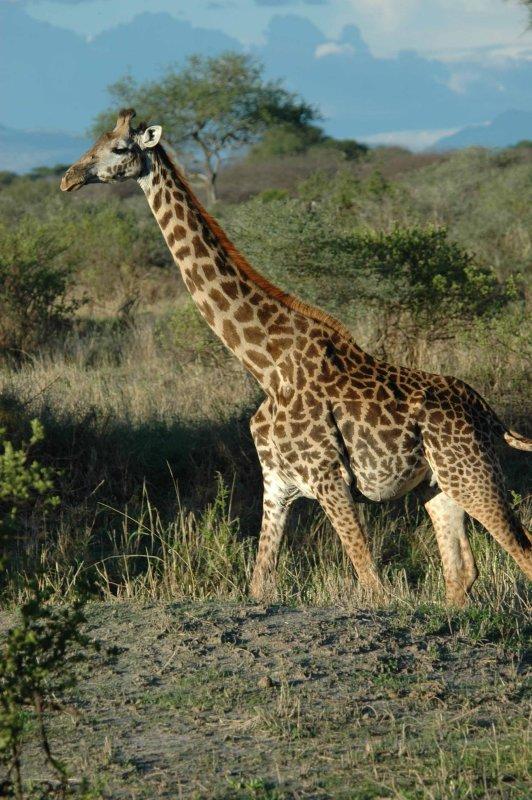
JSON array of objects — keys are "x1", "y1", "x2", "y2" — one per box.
[{"x1": 139, "y1": 125, "x2": 162, "y2": 149}]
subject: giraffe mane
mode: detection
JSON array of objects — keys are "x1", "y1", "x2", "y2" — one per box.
[{"x1": 156, "y1": 141, "x2": 355, "y2": 344}]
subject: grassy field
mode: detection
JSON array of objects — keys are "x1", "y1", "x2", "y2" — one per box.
[{"x1": 0, "y1": 143, "x2": 531, "y2": 797}]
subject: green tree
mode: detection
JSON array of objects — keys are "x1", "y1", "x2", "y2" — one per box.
[
  {"x1": 249, "y1": 125, "x2": 368, "y2": 162},
  {"x1": 342, "y1": 226, "x2": 517, "y2": 360},
  {"x1": 249, "y1": 122, "x2": 327, "y2": 159},
  {"x1": 93, "y1": 52, "x2": 318, "y2": 204}
]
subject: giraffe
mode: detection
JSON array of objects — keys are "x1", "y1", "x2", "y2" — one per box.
[{"x1": 61, "y1": 109, "x2": 532, "y2": 607}]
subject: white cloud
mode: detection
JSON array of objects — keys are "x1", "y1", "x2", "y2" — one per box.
[
  {"x1": 445, "y1": 70, "x2": 479, "y2": 94},
  {"x1": 335, "y1": 0, "x2": 531, "y2": 61},
  {"x1": 351, "y1": 0, "x2": 418, "y2": 32},
  {"x1": 315, "y1": 41, "x2": 355, "y2": 58},
  {"x1": 435, "y1": 43, "x2": 532, "y2": 64},
  {"x1": 361, "y1": 127, "x2": 461, "y2": 152}
]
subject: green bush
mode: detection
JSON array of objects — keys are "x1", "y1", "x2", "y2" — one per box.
[
  {"x1": 0, "y1": 590, "x2": 91, "y2": 799},
  {"x1": 155, "y1": 298, "x2": 227, "y2": 367},
  {"x1": 400, "y1": 148, "x2": 532, "y2": 283},
  {"x1": 0, "y1": 419, "x2": 59, "y2": 560},
  {"x1": 227, "y1": 195, "x2": 515, "y2": 359},
  {"x1": 0, "y1": 219, "x2": 79, "y2": 356},
  {"x1": 343, "y1": 225, "x2": 517, "y2": 357},
  {"x1": 0, "y1": 177, "x2": 172, "y2": 306},
  {"x1": 225, "y1": 195, "x2": 358, "y2": 316},
  {"x1": 61, "y1": 203, "x2": 170, "y2": 299}
]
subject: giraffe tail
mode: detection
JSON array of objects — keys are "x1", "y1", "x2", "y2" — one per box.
[{"x1": 504, "y1": 430, "x2": 532, "y2": 451}]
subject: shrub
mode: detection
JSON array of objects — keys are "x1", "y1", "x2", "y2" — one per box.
[
  {"x1": 0, "y1": 417, "x2": 60, "y2": 577},
  {"x1": 0, "y1": 419, "x2": 90, "y2": 799},
  {"x1": 343, "y1": 226, "x2": 517, "y2": 359},
  {"x1": 225, "y1": 195, "x2": 359, "y2": 316},
  {"x1": 227, "y1": 197, "x2": 516, "y2": 361},
  {"x1": 0, "y1": 590, "x2": 91, "y2": 799},
  {"x1": 400, "y1": 148, "x2": 532, "y2": 283},
  {"x1": 155, "y1": 298, "x2": 227, "y2": 367},
  {"x1": 0, "y1": 219, "x2": 79, "y2": 357},
  {"x1": 61, "y1": 202, "x2": 171, "y2": 301},
  {"x1": 0, "y1": 418, "x2": 59, "y2": 528}
]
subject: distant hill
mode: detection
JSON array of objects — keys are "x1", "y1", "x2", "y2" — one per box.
[
  {"x1": 431, "y1": 110, "x2": 532, "y2": 151},
  {"x1": 0, "y1": 125, "x2": 91, "y2": 173}
]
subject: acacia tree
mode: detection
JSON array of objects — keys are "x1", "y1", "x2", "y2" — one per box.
[{"x1": 93, "y1": 53, "x2": 319, "y2": 204}]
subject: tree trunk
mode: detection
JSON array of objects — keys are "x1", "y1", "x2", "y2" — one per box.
[{"x1": 206, "y1": 173, "x2": 217, "y2": 206}]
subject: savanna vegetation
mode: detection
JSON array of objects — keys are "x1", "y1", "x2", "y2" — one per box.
[{"x1": 0, "y1": 58, "x2": 531, "y2": 797}]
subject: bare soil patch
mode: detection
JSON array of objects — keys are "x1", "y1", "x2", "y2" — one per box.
[{"x1": 2, "y1": 601, "x2": 530, "y2": 799}]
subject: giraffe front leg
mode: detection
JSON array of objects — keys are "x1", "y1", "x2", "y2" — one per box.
[
  {"x1": 313, "y1": 472, "x2": 384, "y2": 597},
  {"x1": 250, "y1": 467, "x2": 297, "y2": 603}
]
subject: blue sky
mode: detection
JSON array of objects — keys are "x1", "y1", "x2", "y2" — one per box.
[{"x1": 3, "y1": 0, "x2": 532, "y2": 151}]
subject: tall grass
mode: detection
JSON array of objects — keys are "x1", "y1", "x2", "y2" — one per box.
[
  {"x1": 0, "y1": 306, "x2": 529, "y2": 614},
  {"x1": 4, "y1": 456, "x2": 530, "y2": 626}
]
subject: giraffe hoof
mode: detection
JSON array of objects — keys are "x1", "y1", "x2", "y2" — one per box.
[
  {"x1": 367, "y1": 583, "x2": 388, "y2": 604},
  {"x1": 445, "y1": 592, "x2": 469, "y2": 609},
  {"x1": 249, "y1": 576, "x2": 276, "y2": 603},
  {"x1": 359, "y1": 573, "x2": 387, "y2": 600}
]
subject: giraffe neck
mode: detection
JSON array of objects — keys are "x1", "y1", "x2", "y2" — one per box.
[{"x1": 138, "y1": 144, "x2": 307, "y2": 393}]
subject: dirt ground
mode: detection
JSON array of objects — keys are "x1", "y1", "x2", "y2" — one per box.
[{"x1": 2, "y1": 601, "x2": 531, "y2": 799}]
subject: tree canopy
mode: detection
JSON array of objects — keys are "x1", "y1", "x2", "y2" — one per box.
[{"x1": 93, "y1": 53, "x2": 319, "y2": 203}]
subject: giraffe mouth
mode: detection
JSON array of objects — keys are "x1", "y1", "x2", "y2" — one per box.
[
  {"x1": 60, "y1": 167, "x2": 90, "y2": 192},
  {"x1": 60, "y1": 175, "x2": 85, "y2": 192}
]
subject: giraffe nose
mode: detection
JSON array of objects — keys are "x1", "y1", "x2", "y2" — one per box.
[{"x1": 60, "y1": 166, "x2": 87, "y2": 192}]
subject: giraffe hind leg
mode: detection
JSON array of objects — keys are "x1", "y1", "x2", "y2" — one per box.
[
  {"x1": 425, "y1": 492, "x2": 478, "y2": 607},
  {"x1": 463, "y1": 494, "x2": 532, "y2": 582},
  {"x1": 425, "y1": 439, "x2": 532, "y2": 585}
]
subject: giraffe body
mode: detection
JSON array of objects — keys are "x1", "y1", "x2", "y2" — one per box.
[{"x1": 61, "y1": 109, "x2": 532, "y2": 607}]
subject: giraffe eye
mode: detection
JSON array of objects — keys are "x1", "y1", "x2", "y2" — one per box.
[{"x1": 112, "y1": 146, "x2": 130, "y2": 155}]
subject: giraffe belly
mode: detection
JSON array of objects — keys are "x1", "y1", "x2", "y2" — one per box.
[{"x1": 353, "y1": 462, "x2": 430, "y2": 502}]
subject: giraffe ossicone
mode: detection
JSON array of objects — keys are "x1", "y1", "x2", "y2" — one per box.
[{"x1": 61, "y1": 109, "x2": 532, "y2": 607}]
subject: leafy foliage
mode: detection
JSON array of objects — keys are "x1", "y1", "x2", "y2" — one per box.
[
  {"x1": 0, "y1": 422, "x2": 95, "y2": 799},
  {"x1": 342, "y1": 226, "x2": 517, "y2": 356},
  {"x1": 249, "y1": 125, "x2": 368, "y2": 162},
  {"x1": 227, "y1": 196, "x2": 516, "y2": 359},
  {"x1": 0, "y1": 219, "x2": 79, "y2": 357},
  {"x1": 0, "y1": 590, "x2": 92, "y2": 799},
  {"x1": 249, "y1": 122, "x2": 327, "y2": 159},
  {"x1": 0, "y1": 419, "x2": 59, "y2": 525},
  {"x1": 155, "y1": 298, "x2": 227, "y2": 367},
  {"x1": 61, "y1": 202, "x2": 169, "y2": 300}
]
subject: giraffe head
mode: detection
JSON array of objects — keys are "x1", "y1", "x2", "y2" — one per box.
[{"x1": 60, "y1": 109, "x2": 162, "y2": 192}]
